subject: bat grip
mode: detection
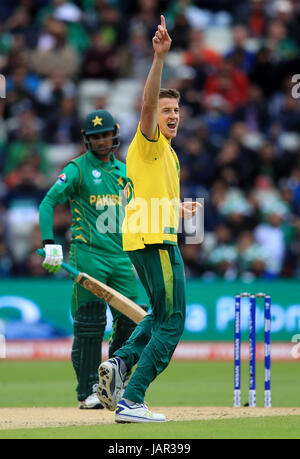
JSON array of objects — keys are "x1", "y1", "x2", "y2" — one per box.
[{"x1": 36, "y1": 248, "x2": 79, "y2": 280}]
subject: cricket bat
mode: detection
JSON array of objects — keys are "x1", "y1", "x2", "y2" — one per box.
[{"x1": 37, "y1": 249, "x2": 147, "y2": 324}]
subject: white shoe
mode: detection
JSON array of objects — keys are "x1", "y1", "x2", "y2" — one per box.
[
  {"x1": 97, "y1": 358, "x2": 126, "y2": 411},
  {"x1": 115, "y1": 399, "x2": 166, "y2": 423},
  {"x1": 79, "y1": 392, "x2": 103, "y2": 409}
]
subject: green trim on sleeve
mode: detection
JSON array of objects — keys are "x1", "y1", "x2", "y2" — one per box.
[{"x1": 140, "y1": 124, "x2": 160, "y2": 143}]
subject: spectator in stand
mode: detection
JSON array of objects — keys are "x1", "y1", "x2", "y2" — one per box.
[
  {"x1": 0, "y1": 222, "x2": 13, "y2": 277},
  {"x1": 6, "y1": 63, "x2": 40, "y2": 98},
  {"x1": 254, "y1": 206, "x2": 288, "y2": 277},
  {"x1": 265, "y1": 18, "x2": 299, "y2": 63},
  {"x1": 36, "y1": 0, "x2": 83, "y2": 27},
  {"x1": 0, "y1": 236, "x2": 13, "y2": 277},
  {"x1": 3, "y1": 161, "x2": 48, "y2": 270},
  {"x1": 31, "y1": 18, "x2": 79, "y2": 78},
  {"x1": 4, "y1": 6, "x2": 38, "y2": 49},
  {"x1": 227, "y1": 121, "x2": 260, "y2": 188},
  {"x1": 35, "y1": 0, "x2": 88, "y2": 56},
  {"x1": 225, "y1": 24, "x2": 256, "y2": 74},
  {"x1": 4, "y1": 64, "x2": 41, "y2": 118},
  {"x1": 202, "y1": 94, "x2": 233, "y2": 145},
  {"x1": 5, "y1": 100, "x2": 43, "y2": 145},
  {"x1": 0, "y1": 20, "x2": 13, "y2": 70},
  {"x1": 86, "y1": 0, "x2": 128, "y2": 46},
  {"x1": 182, "y1": 28, "x2": 222, "y2": 77},
  {"x1": 249, "y1": 47, "x2": 282, "y2": 98},
  {"x1": 5, "y1": 160, "x2": 47, "y2": 195},
  {"x1": 214, "y1": 138, "x2": 241, "y2": 183},
  {"x1": 234, "y1": 0, "x2": 267, "y2": 38},
  {"x1": 203, "y1": 58, "x2": 250, "y2": 113},
  {"x1": 271, "y1": 0, "x2": 300, "y2": 45},
  {"x1": 180, "y1": 135, "x2": 215, "y2": 189},
  {"x1": 94, "y1": 94, "x2": 108, "y2": 110},
  {"x1": 81, "y1": 31, "x2": 120, "y2": 80},
  {"x1": 287, "y1": 168, "x2": 300, "y2": 216},
  {"x1": 180, "y1": 243, "x2": 204, "y2": 278},
  {"x1": 36, "y1": 70, "x2": 77, "y2": 117},
  {"x1": 169, "y1": 9, "x2": 191, "y2": 50},
  {"x1": 4, "y1": 118, "x2": 49, "y2": 178},
  {"x1": 206, "y1": 224, "x2": 238, "y2": 280},
  {"x1": 276, "y1": 94, "x2": 300, "y2": 132},
  {"x1": 3, "y1": 30, "x2": 32, "y2": 78},
  {"x1": 0, "y1": 103, "x2": 5, "y2": 169},
  {"x1": 268, "y1": 74, "x2": 298, "y2": 118},
  {"x1": 130, "y1": 0, "x2": 160, "y2": 41},
  {"x1": 234, "y1": 84, "x2": 270, "y2": 133},
  {"x1": 236, "y1": 230, "x2": 267, "y2": 279},
  {"x1": 95, "y1": 3, "x2": 128, "y2": 47},
  {"x1": 126, "y1": 24, "x2": 153, "y2": 79},
  {"x1": 254, "y1": 141, "x2": 291, "y2": 183},
  {"x1": 216, "y1": 186, "x2": 256, "y2": 239},
  {"x1": 168, "y1": 66, "x2": 201, "y2": 117},
  {"x1": 42, "y1": 95, "x2": 81, "y2": 145}
]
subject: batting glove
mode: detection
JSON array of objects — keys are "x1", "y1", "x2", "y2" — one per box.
[{"x1": 42, "y1": 244, "x2": 63, "y2": 274}]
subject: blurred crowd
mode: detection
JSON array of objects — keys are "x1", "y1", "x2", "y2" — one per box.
[{"x1": 0, "y1": 0, "x2": 300, "y2": 280}]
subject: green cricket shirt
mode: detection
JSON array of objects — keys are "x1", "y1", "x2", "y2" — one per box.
[{"x1": 39, "y1": 151, "x2": 128, "y2": 256}]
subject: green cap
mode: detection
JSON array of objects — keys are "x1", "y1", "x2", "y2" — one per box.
[{"x1": 83, "y1": 110, "x2": 117, "y2": 135}]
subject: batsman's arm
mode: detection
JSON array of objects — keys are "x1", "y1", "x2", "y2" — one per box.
[
  {"x1": 39, "y1": 162, "x2": 79, "y2": 243},
  {"x1": 39, "y1": 194, "x2": 57, "y2": 244},
  {"x1": 39, "y1": 163, "x2": 79, "y2": 273}
]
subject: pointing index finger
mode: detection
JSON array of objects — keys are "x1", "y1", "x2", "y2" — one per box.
[{"x1": 161, "y1": 14, "x2": 166, "y2": 29}]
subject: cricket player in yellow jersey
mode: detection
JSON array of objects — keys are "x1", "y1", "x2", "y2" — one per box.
[{"x1": 98, "y1": 15, "x2": 200, "y2": 422}]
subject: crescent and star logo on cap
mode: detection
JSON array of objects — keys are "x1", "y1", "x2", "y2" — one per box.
[{"x1": 92, "y1": 116, "x2": 103, "y2": 127}]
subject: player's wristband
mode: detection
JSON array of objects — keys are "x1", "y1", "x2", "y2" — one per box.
[{"x1": 43, "y1": 239, "x2": 55, "y2": 247}]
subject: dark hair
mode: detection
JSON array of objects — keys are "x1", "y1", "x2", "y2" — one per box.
[{"x1": 159, "y1": 88, "x2": 181, "y2": 103}]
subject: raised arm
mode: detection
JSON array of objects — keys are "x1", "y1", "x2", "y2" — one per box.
[{"x1": 140, "y1": 15, "x2": 172, "y2": 139}]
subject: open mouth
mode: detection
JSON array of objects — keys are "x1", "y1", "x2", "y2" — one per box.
[{"x1": 167, "y1": 122, "x2": 177, "y2": 130}]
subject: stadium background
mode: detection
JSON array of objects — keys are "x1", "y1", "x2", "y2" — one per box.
[{"x1": 0, "y1": 0, "x2": 300, "y2": 361}]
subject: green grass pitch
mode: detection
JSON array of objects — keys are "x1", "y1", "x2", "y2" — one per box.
[{"x1": 0, "y1": 360, "x2": 299, "y2": 439}]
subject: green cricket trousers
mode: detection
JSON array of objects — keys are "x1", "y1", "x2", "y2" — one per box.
[{"x1": 115, "y1": 243, "x2": 186, "y2": 404}]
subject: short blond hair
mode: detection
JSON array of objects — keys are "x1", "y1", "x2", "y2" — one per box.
[{"x1": 159, "y1": 88, "x2": 181, "y2": 103}]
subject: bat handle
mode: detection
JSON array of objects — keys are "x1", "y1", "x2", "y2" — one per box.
[
  {"x1": 36, "y1": 248, "x2": 80, "y2": 280},
  {"x1": 37, "y1": 248, "x2": 46, "y2": 257}
]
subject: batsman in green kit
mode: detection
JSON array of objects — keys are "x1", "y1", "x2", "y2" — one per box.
[{"x1": 39, "y1": 110, "x2": 139, "y2": 409}]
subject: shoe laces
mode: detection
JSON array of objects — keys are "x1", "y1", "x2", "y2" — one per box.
[{"x1": 139, "y1": 401, "x2": 149, "y2": 410}]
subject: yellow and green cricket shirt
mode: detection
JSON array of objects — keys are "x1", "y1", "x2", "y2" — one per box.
[{"x1": 122, "y1": 123, "x2": 180, "y2": 251}]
